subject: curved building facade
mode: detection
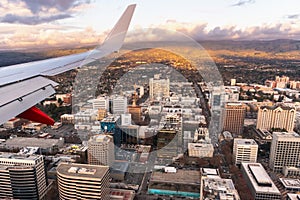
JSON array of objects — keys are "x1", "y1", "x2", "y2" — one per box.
[
  {"x1": 57, "y1": 162, "x2": 110, "y2": 200},
  {"x1": 0, "y1": 153, "x2": 46, "y2": 200}
]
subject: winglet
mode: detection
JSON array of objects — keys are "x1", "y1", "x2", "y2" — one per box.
[{"x1": 98, "y1": 4, "x2": 136, "y2": 52}]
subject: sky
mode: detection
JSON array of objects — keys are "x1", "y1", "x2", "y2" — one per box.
[{"x1": 0, "y1": 0, "x2": 299, "y2": 49}]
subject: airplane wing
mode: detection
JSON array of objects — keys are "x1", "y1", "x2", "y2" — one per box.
[{"x1": 0, "y1": 4, "x2": 136, "y2": 126}]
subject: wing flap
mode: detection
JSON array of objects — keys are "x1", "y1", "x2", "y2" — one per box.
[{"x1": 0, "y1": 77, "x2": 58, "y2": 125}]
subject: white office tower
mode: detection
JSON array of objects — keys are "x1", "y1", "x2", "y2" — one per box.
[
  {"x1": 233, "y1": 139, "x2": 258, "y2": 165},
  {"x1": 112, "y1": 96, "x2": 128, "y2": 114},
  {"x1": 91, "y1": 96, "x2": 109, "y2": 110},
  {"x1": 241, "y1": 163, "x2": 281, "y2": 200},
  {"x1": 149, "y1": 76, "x2": 170, "y2": 100},
  {"x1": 269, "y1": 132, "x2": 300, "y2": 172},
  {"x1": 0, "y1": 153, "x2": 47, "y2": 200},
  {"x1": 88, "y1": 135, "x2": 115, "y2": 166}
]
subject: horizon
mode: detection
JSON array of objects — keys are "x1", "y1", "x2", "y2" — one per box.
[{"x1": 1, "y1": 0, "x2": 300, "y2": 50}]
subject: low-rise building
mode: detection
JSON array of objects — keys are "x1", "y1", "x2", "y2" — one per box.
[
  {"x1": 0, "y1": 137, "x2": 64, "y2": 154},
  {"x1": 287, "y1": 193, "x2": 300, "y2": 200},
  {"x1": 241, "y1": 163, "x2": 281, "y2": 200},
  {"x1": 188, "y1": 143, "x2": 214, "y2": 158},
  {"x1": 279, "y1": 178, "x2": 300, "y2": 191},
  {"x1": 148, "y1": 170, "x2": 200, "y2": 199},
  {"x1": 201, "y1": 178, "x2": 240, "y2": 200},
  {"x1": 110, "y1": 189, "x2": 135, "y2": 200}
]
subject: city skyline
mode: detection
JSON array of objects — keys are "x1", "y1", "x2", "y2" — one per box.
[{"x1": 0, "y1": 0, "x2": 300, "y2": 49}]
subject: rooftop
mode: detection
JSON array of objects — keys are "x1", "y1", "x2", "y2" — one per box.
[
  {"x1": 110, "y1": 189, "x2": 135, "y2": 200},
  {"x1": 0, "y1": 152, "x2": 42, "y2": 161},
  {"x1": 279, "y1": 178, "x2": 300, "y2": 189},
  {"x1": 1, "y1": 137, "x2": 63, "y2": 149},
  {"x1": 188, "y1": 143, "x2": 214, "y2": 151},
  {"x1": 241, "y1": 163, "x2": 280, "y2": 195},
  {"x1": 151, "y1": 170, "x2": 200, "y2": 185},
  {"x1": 111, "y1": 161, "x2": 129, "y2": 173},
  {"x1": 234, "y1": 138, "x2": 258, "y2": 146},
  {"x1": 202, "y1": 178, "x2": 240, "y2": 200},
  {"x1": 101, "y1": 115, "x2": 120, "y2": 123},
  {"x1": 89, "y1": 134, "x2": 113, "y2": 143},
  {"x1": 260, "y1": 104, "x2": 295, "y2": 111},
  {"x1": 287, "y1": 193, "x2": 300, "y2": 200},
  {"x1": 273, "y1": 131, "x2": 300, "y2": 139},
  {"x1": 57, "y1": 162, "x2": 109, "y2": 180},
  {"x1": 201, "y1": 168, "x2": 219, "y2": 176}
]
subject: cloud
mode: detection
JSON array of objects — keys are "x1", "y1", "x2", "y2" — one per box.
[
  {"x1": 0, "y1": 25, "x2": 104, "y2": 50},
  {"x1": 0, "y1": 0, "x2": 92, "y2": 24},
  {"x1": 1, "y1": 13, "x2": 72, "y2": 25},
  {"x1": 11, "y1": 0, "x2": 91, "y2": 14},
  {"x1": 1, "y1": 19, "x2": 300, "y2": 50},
  {"x1": 141, "y1": 21, "x2": 300, "y2": 41},
  {"x1": 232, "y1": 0, "x2": 255, "y2": 6},
  {"x1": 286, "y1": 14, "x2": 300, "y2": 19}
]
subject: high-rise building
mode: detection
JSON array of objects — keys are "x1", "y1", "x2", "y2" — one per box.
[
  {"x1": 100, "y1": 115, "x2": 121, "y2": 147},
  {"x1": 275, "y1": 75, "x2": 289, "y2": 88},
  {"x1": 241, "y1": 163, "x2": 281, "y2": 200},
  {"x1": 119, "y1": 125, "x2": 139, "y2": 144},
  {"x1": 230, "y1": 78, "x2": 236, "y2": 86},
  {"x1": 88, "y1": 135, "x2": 115, "y2": 166},
  {"x1": 0, "y1": 153, "x2": 47, "y2": 200},
  {"x1": 127, "y1": 105, "x2": 142, "y2": 124},
  {"x1": 224, "y1": 86, "x2": 240, "y2": 102},
  {"x1": 91, "y1": 96, "x2": 109, "y2": 110},
  {"x1": 256, "y1": 105, "x2": 296, "y2": 132},
  {"x1": 223, "y1": 103, "x2": 246, "y2": 135},
  {"x1": 233, "y1": 138, "x2": 258, "y2": 165},
  {"x1": 112, "y1": 96, "x2": 128, "y2": 114},
  {"x1": 269, "y1": 132, "x2": 300, "y2": 171},
  {"x1": 149, "y1": 77, "x2": 170, "y2": 100},
  {"x1": 57, "y1": 162, "x2": 110, "y2": 200},
  {"x1": 156, "y1": 127, "x2": 178, "y2": 159}
]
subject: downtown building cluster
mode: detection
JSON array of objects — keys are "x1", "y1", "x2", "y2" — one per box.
[{"x1": 0, "y1": 68, "x2": 299, "y2": 200}]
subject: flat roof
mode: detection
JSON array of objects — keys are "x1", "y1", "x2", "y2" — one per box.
[
  {"x1": 57, "y1": 162, "x2": 108, "y2": 180},
  {"x1": 188, "y1": 143, "x2": 214, "y2": 150},
  {"x1": 287, "y1": 193, "x2": 300, "y2": 200},
  {"x1": 2, "y1": 137, "x2": 63, "y2": 149},
  {"x1": 241, "y1": 163, "x2": 280, "y2": 195},
  {"x1": 111, "y1": 161, "x2": 129, "y2": 173},
  {"x1": 273, "y1": 132, "x2": 300, "y2": 139},
  {"x1": 203, "y1": 178, "x2": 240, "y2": 200},
  {"x1": 110, "y1": 189, "x2": 135, "y2": 200},
  {"x1": 279, "y1": 178, "x2": 300, "y2": 189},
  {"x1": 201, "y1": 168, "x2": 219, "y2": 176},
  {"x1": 248, "y1": 164, "x2": 272, "y2": 186},
  {"x1": 89, "y1": 134, "x2": 112, "y2": 143},
  {"x1": 234, "y1": 138, "x2": 257, "y2": 146},
  {"x1": 150, "y1": 170, "x2": 200, "y2": 185},
  {"x1": 0, "y1": 152, "x2": 42, "y2": 161}
]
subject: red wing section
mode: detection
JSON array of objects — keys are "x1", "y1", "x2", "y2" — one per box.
[{"x1": 17, "y1": 106, "x2": 55, "y2": 125}]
